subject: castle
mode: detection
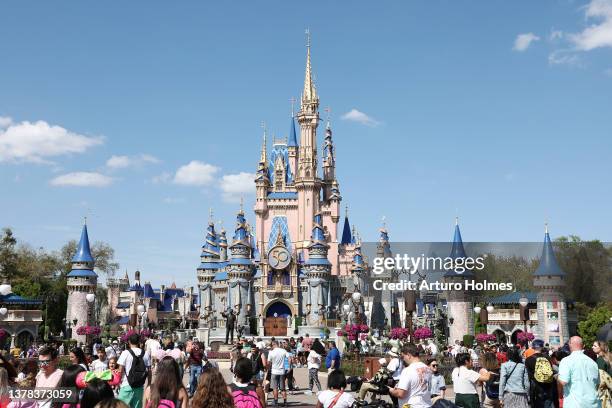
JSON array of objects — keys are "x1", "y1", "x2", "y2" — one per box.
[{"x1": 62, "y1": 35, "x2": 572, "y2": 348}]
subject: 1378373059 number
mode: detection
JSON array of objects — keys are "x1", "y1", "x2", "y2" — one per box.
[{"x1": 8, "y1": 387, "x2": 77, "y2": 402}]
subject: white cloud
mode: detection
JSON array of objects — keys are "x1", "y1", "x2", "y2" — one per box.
[
  {"x1": 220, "y1": 172, "x2": 255, "y2": 203},
  {"x1": 173, "y1": 161, "x2": 220, "y2": 186},
  {"x1": 569, "y1": 0, "x2": 612, "y2": 50},
  {"x1": 106, "y1": 154, "x2": 160, "y2": 169},
  {"x1": 513, "y1": 33, "x2": 541, "y2": 51},
  {"x1": 152, "y1": 172, "x2": 172, "y2": 184},
  {"x1": 548, "y1": 49, "x2": 583, "y2": 66},
  {"x1": 0, "y1": 117, "x2": 102, "y2": 164},
  {"x1": 50, "y1": 172, "x2": 114, "y2": 187},
  {"x1": 341, "y1": 109, "x2": 380, "y2": 127},
  {"x1": 0, "y1": 117, "x2": 12, "y2": 128}
]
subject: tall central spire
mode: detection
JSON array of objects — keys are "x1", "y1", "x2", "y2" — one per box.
[{"x1": 302, "y1": 29, "x2": 318, "y2": 106}]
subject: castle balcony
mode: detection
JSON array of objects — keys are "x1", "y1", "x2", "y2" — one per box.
[
  {"x1": 265, "y1": 283, "x2": 293, "y2": 295},
  {"x1": 0, "y1": 309, "x2": 43, "y2": 323}
]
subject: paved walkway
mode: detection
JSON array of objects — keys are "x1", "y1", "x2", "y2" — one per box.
[{"x1": 185, "y1": 362, "x2": 458, "y2": 407}]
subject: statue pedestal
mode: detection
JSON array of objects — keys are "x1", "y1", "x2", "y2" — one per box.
[
  {"x1": 297, "y1": 326, "x2": 325, "y2": 338},
  {"x1": 195, "y1": 327, "x2": 211, "y2": 345}
]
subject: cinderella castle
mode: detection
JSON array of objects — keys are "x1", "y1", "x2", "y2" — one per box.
[{"x1": 195, "y1": 36, "x2": 371, "y2": 342}]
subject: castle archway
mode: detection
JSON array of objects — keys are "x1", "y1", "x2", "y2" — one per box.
[{"x1": 264, "y1": 301, "x2": 293, "y2": 337}]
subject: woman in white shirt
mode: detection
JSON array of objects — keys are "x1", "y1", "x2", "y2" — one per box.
[
  {"x1": 452, "y1": 352, "x2": 491, "y2": 408},
  {"x1": 316, "y1": 369, "x2": 355, "y2": 408},
  {"x1": 305, "y1": 347, "x2": 322, "y2": 395}
]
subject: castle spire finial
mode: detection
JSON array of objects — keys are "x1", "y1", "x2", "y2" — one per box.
[
  {"x1": 208, "y1": 208, "x2": 214, "y2": 223},
  {"x1": 325, "y1": 106, "x2": 331, "y2": 128},
  {"x1": 260, "y1": 121, "x2": 267, "y2": 163},
  {"x1": 302, "y1": 28, "x2": 317, "y2": 104},
  {"x1": 455, "y1": 216, "x2": 459, "y2": 226},
  {"x1": 290, "y1": 97, "x2": 296, "y2": 118},
  {"x1": 239, "y1": 196, "x2": 244, "y2": 214},
  {"x1": 545, "y1": 222, "x2": 548, "y2": 234},
  {"x1": 84, "y1": 216, "x2": 87, "y2": 226}
]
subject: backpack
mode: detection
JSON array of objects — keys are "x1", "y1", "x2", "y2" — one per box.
[
  {"x1": 145, "y1": 399, "x2": 175, "y2": 408},
  {"x1": 230, "y1": 383, "x2": 262, "y2": 408},
  {"x1": 534, "y1": 356, "x2": 554, "y2": 383},
  {"x1": 251, "y1": 353, "x2": 263, "y2": 374},
  {"x1": 485, "y1": 373, "x2": 500, "y2": 399},
  {"x1": 126, "y1": 348, "x2": 148, "y2": 388}
]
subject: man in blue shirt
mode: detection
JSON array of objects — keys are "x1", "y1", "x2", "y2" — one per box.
[
  {"x1": 326, "y1": 341, "x2": 341, "y2": 372},
  {"x1": 558, "y1": 336, "x2": 600, "y2": 408}
]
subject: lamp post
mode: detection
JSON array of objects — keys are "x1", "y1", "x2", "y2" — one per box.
[
  {"x1": 405, "y1": 291, "x2": 416, "y2": 341},
  {"x1": 519, "y1": 297, "x2": 529, "y2": 333}
]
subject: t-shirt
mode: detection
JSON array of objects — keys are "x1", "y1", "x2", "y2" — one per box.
[
  {"x1": 308, "y1": 350, "x2": 321, "y2": 369},
  {"x1": 284, "y1": 352, "x2": 294, "y2": 370},
  {"x1": 326, "y1": 347, "x2": 340, "y2": 370},
  {"x1": 558, "y1": 350, "x2": 600, "y2": 408},
  {"x1": 36, "y1": 369, "x2": 64, "y2": 408},
  {"x1": 388, "y1": 357, "x2": 403, "y2": 380},
  {"x1": 317, "y1": 390, "x2": 355, "y2": 408},
  {"x1": 429, "y1": 373, "x2": 446, "y2": 396},
  {"x1": 396, "y1": 361, "x2": 432, "y2": 408},
  {"x1": 451, "y1": 366, "x2": 481, "y2": 394},
  {"x1": 105, "y1": 346, "x2": 117, "y2": 359},
  {"x1": 91, "y1": 358, "x2": 108, "y2": 372},
  {"x1": 268, "y1": 347, "x2": 288, "y2": 375},
  {"x1": 117, "y1": 347, "x2": 150, "y2": 388}
]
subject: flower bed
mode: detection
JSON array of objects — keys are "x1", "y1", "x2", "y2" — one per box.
[
  {"x1": 76, "y1": 325, "x2": 101, "y2": 336},
  {"x1": 475, "y1": 333, "x2": 496, "y2": 343},
  {"x1": 119, "y1": 329, "x2": 152, "y2": 343}
]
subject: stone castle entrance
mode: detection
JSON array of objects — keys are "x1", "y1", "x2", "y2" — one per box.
[{"x1": 264, "y1": 301, "x2": 292, "y2": 336}]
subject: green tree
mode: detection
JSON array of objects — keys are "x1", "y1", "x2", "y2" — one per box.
[
  {"x1": 0, "y1": 228, "x2": 18, "y2": 281},
  {"x1": 577, "y1": 303, "x2": 612, "y2": 346}
]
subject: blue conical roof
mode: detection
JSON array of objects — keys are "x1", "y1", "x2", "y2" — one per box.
[
  {"x1": 450, "y1": 224, "x2": 467, "y2": 259},
  {"x1": 201, "y1": 222, "x2": 219, "y2": 259},
  {"x1": 72, "y1": 224, "x2": 94, "y2": 263},
  {"x1": 311, "y1": 213, "x2": 326, "y2": 243},
  {"x1": 534, "y1": 229, "x2": 565, "y2": 277},
  {"x1": 340, "y1": 214, "x2": 352, "y2": 245},
  {"x1": 231, "y1": 211, "x2": 250, "y2": 245},
  {"x1": 352, "y1": 244, "x2": 365, "y2": 271},
  {"x1": 288, "y1": 116, "x2": 298, "y2": 147}
]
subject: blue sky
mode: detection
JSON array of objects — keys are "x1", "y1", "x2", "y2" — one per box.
[{"x1": 1, "y1": 1, "x2": 611, "y2": 287}]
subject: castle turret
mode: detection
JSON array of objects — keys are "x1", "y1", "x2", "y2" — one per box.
[
  {"x1": 533, "y1": 224, "x2": 568, "y2": 346},
  {"x1": 340, "y1": 207, "x2": 352, "y2": 246},
  {"x1": 303, "y1": 212, "x2": 331, "y2": 326},
  {"x1": 66, "y1": 221, "x2": 98, "y2": 343},
  {"x1": 444, "y1": 218, "x2": 475, "y2": 344},
  {"x1": 219, "y1": 228, "x2": 228, "y2": 261},
  {"x1": 295, "y1": 31, "x2": 321, "y2": 245},
  {"x1": 255, "y1": 126, "x2": 270, "y2": 218},
  {"x1": 107, "y1": 270, "x2": 129, "y2": 322},
  {"x1": 196, "y1": 218, "x2": 221, "y2": 325},
  {"x1": 227, "y1": 208, "x2": 255, "y2": 332},
  {"x1": 288, "y1": 110, "x2": 298, "y2": 176}
]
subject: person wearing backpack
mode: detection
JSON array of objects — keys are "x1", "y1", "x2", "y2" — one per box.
[
  {"x1": 479, "y1": 352, "x2": 501, "y2": 408},
  {"x1": 228, "y1": 357, "x2": 265, "y2": 408},
  {"x1": 117, "y1": 333, "x2": 151, "y2": 408},
  {"x1": 525, "y1": 339, "x2": 557, "y2": 408},
  {"x1": 143, "y1": 356, "x2": 188, "y2": 408},
  {"x1": 499, "y1": 346, "x2": 530, "y2": 408}
]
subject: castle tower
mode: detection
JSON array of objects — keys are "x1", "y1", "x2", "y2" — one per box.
[
  {"x1": 288, "y1": 111, "x2": 298, "y2": 176},
  {"x1": 197, "y1": 219, "x2": 221, "y2": 325},
  {"x1": 295, "y1": 31, "x2": 321, "y2": 245},
  {"x1": 322, "y1": 118, "x2": 335, "y2": 200},
  {"x1": 66, "y1": 221, "x2": 98, "y2": 343},
  {"x1": 444, "y1": 218, "x2": 475, "y2": 344},
  {"x1": 373, "y1": 224, "x2": 399, "y2": 328},
  {"x1": 227, "y1": 208, "x2": 255, "y2": 333},
  {"x1": 533, "y1": 224, "x2": 569, "y2": 346},
  {"x1": 106, "y1": 270, "x2": 129, "y2": 322},
  {"x1": 303, "y1": 212, "x2": 331, "y2": 327},
  {"x1": 219, "y1": 228, "x2": 228, "y2": 261}
]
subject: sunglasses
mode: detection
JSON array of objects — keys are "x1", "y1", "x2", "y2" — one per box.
[
  {"x1": 431, "y1": 364, "x2": 438, "y2": 367},
  {"x1": 38, "y1": 360, "x2": 52, "y2": 366}
]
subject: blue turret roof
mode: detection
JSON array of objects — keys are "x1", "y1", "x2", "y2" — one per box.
[
  {"x1": 201, "y1": 222, "x2": 219, "y2": 259},
  {"x1": 450, "y1": 224, "x2": 467, "y2": 259},
  {"x1": 445, "y1": 220, "x2": 474, "y2": 277},
  {"x1": 72, "y1": 224, "x2": 94, "y2": 263},
  {"x1": 288, "y1": 116, "x2": 298, "y2": 147},
  {"x1": 534, "y1": 228, "x2": 565, "y2": 277},
  {"x1": 311, "y1": 213, "x2": 326, "y2": 243},
  {"x1": 352, "y1": 244, "x2": 365, "y2": 271},
  {"x1": 143, "y1": 282, "x2": 155, "y2": 298},
  {"x1": 67, "y1": 269, "x2": 98, "y2": 277},
  {"x1": 340, "y1": 214, "x2": 352, "y2": 245}
]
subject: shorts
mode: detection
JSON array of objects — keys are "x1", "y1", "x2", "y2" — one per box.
[{"x1": 271, "y1": 374, "x2": 286, "y2": 390}]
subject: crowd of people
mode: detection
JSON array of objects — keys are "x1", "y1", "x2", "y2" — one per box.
[{"x1": 0, "y1": 332, "x2": 610, "y2": 408}]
